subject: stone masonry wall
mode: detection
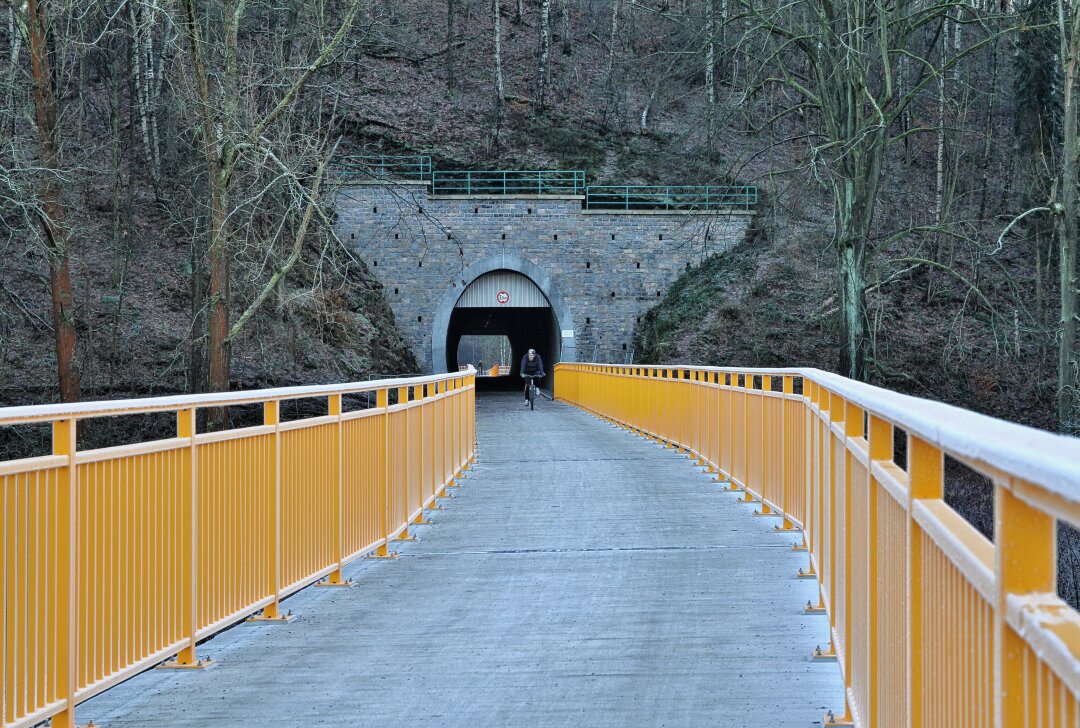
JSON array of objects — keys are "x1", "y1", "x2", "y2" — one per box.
[{"x1": 334, "y1": 181, "x2": 753, "y2": 372}]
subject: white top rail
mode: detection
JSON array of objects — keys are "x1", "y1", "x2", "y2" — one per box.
[
  {"x1": 0, "y1": 367, "x2": 476, "y2": 426},
  {"x1": 566, "y1": 363, "x2": 1080, "y2": 505}
]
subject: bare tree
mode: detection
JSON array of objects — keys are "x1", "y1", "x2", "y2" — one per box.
[
  {"x1": 128, "y1": 0, "x2": 167, "y2": 190},
  {"x1": 19, "y1": 0, "x2": 81, "y2": 402},
  {"x1": 704, "y1": 0, "x2": 715, "y2": 104},
  {"x1": 492, "y1": 0, "x2": 505, "y2": 146},
  {"x1": 738, "y1": 0, "x2": 1011, "y2": 380},
  {"x1": 560, "y1": 0, "x2": 572, "y2": 55},
  {"x1": 1055, "y1": 0, "x2": 1080, "y2": 430},
  {"x1": 537, "y1": 0, "x2": 552, "y2": 113},
  {"x1": 176, "y1": 0, "x2": 360, "y2": 417},
  {"x1": 447, "y1": 0, "x2": 457, "y2": 91}
]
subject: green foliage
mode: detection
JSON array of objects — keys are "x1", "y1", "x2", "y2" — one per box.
[
  {"x1": 634, "y1": 242, "x2": 757, "y2": 364},
  {"x1": 525, "y1": 116, "x2": 604, "y2": 172}
]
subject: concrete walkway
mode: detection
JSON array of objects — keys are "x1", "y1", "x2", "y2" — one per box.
[{"x1": 80, "y1": 394, "x2": 844, "y2": 727}]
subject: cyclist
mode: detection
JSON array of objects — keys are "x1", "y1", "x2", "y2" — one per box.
[{"x1": 520, "y1": 348, "x2": 545, "y2": 405}]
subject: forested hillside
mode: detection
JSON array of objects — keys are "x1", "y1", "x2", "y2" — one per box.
[{"x1": 1, "y1": 0, "x2": 1077, "y2": 442}]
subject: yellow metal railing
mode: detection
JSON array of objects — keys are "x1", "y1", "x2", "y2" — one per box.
[
  {"x1": 0, "y1": 371, "x2": 475, "y2": 728},
  {"x1": 555, "y1": 363, "x2": 1080, "y2": 727}
]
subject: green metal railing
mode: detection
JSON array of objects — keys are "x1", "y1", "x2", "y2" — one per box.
[
  {"x1": 334, "y1": 156, "x2": 759, "y2": 211},
  {"x1": 431, "y1": 170, "x2": 586, "y2": 196},
  {"x1": 337, "y1": 155, "x2": 433, "y2": 181},
  {"x1": 584, "y1": 185, "x2": 758, "y2": 211}
]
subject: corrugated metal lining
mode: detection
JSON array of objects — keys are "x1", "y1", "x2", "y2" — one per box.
[{"x1": 455, "y1": 270, "x2": 550, "y2": 308}]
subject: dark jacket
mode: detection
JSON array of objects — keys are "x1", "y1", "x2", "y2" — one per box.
[{"x1": 520, "y1": 353, "x2": 545, "y2": 377}]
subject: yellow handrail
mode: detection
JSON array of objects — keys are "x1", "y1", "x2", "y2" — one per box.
[
  {"x1": 0, "y1": 370, "x2": 476, "y2": 728},
  {"x1": 555, "y1": 362, "x2": 1080, "y2": 727}
]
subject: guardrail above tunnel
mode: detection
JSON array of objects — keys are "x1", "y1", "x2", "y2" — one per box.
[
  {"x1": 432, "y1": 169, "x2": 586, "y2": 197},
  {"x1": 583, "y1": 184, "x2": 758, "y2": 211},
  {"x1": 336, "y1": 154, "x2": 757, "y2": 212}
]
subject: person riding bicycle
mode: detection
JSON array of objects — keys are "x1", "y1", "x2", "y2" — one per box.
[{"x1": 520, "y1": 348, "x2": 545, "y2": 405}]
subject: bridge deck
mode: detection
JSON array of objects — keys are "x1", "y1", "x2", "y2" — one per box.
[{"x1": 79, "y1": 394, "x2": 843, "y2": 727}]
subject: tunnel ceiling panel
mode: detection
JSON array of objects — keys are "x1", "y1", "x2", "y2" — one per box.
[{"x1": 455, "y1": 270, "x2": 550, "y2": 308}]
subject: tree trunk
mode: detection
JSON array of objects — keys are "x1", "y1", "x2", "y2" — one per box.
[
  {"x1": 537, "y1": 0, "x2": 551, "y2": 113},
  {"x1": 606, "y1": 0, "x2": 620, "y2": 87},
  {"x1": 705, "y1": 0, "x2": 715, "y2": 104},
  {"x1": 1057, "y1": 0, "x2": 1080, "y2": 431},
  {"x1": 603, "y1": 0, "x2": 620, "y2": 120},
  {"x1": 836, "y1": 187, "x2": 870, "y2": 382},
  {"x1": 447, "y1": 0, "x2": 457, "y2": 91},
  {"x1": 560, "y1": 0, "x2": 571, "y2": 55},
  {"x1": 179, "y1": 0, "x2": 232, "y2": 420},
  {"x1": 26, "y1": 0, "x2": 81, "y2": 403},
  {"x1": 492, "y1": 0, "x2": 504, "y2": 145},
  {"x1": 5, "y1": 8, "x2": 22, "y2": 155}
]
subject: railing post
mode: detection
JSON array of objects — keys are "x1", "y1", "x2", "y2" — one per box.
[
  {"x1": 833, "y1": 399, "x2": 865, "y2": 722},
  {"x1": 742, "y1": 374, "x2": 755, "y2": 501},
  {"x1": 374, "y1": 388, "x2": 394, "y2": 558},
  {"x1": 865, "y1": 414, "x2": 892, "y2": 725},
  {"x1": 907, "y1": 435, "x2": 943, "y2": 725},
  {"x1": 50, "y1": 418, "x2": 78, "y2": 728},
  {"x1": 249, "y1": 400, "x2": 293, "y2": 621},
  {"x1": 160, "y1": 408, "x2": 212, "y2": 667},
  {"x1": 755, "y1": 375, "x2": 772, "y2": 511},
  {"x1": 318, "y1": 394, "x2": 351, "y2": 587},
  {"x1": 995, "y1": 482, "x2": 1055, "y2": 727},
  {"x1": 413, "y1": 385, "x2": 432, "y2": 526},
  {"x1": 778, "y1": 376, "x2": 798, "y2": 531},
  {"x1": 394, "y1": 386, "x2": 415, "y2": 542}
]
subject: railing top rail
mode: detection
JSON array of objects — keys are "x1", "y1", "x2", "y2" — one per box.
[
  {"x1": 557, "y1": 363, "x2": 1080, "y2": 501},
  {"x1": 432, "y1": 169, "x2": 585, "y2": 176},
  {"x1": 340, "y1": 154, "x2": 431, "y2": 160},
  {"x1": 586, "y1": 184, "x2": 756, "y2": 190},
  {"x1": 0, "y1": 367, "x2": 476, "y2": 426}
]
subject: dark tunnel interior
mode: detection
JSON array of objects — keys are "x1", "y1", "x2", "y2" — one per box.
[{"x1": 446, "y1": 307, "x2": 560, "y2": 391}]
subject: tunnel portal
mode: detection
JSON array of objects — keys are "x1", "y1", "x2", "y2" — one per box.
[{"x1": 445, "y1": 270, "x2": 561, "y2": 390}]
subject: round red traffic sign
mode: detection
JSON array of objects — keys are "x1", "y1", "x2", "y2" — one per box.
[{"x1": 496, "y1": 290, "x2": 510, "y2": 305}]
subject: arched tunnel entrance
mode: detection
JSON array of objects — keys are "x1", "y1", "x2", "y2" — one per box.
[{"x1": 444, "y1": 270, "x2": 561, "y2": 392}]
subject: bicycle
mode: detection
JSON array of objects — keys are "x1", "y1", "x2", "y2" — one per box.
[{"x1": 523, "y1": 375, "x2": 542, "y2": 410}]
